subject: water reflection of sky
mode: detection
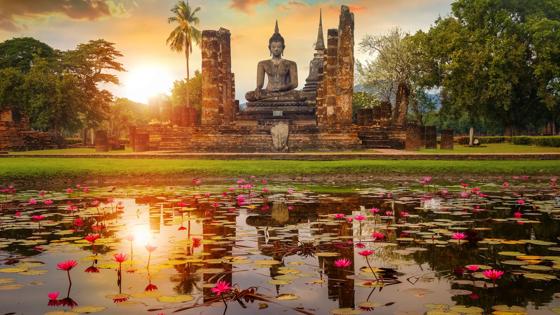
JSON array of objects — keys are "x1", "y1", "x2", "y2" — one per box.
[{"x1": 0, "y1": 182, "x2": 559, "y2": 314}]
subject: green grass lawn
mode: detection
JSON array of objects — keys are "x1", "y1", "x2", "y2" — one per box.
[
  {"x1": 0, "y1": 158, "x2": 558, "y2": 180},
  {"x1": 8, "y1": 143, "x2": 560, "y2": 156},
  {"x1": 420, "y1": 143, "x2": 560, "y2": 154},
  {"x1": 9, "y1": 148, "x2": 135, "y2": 155}
]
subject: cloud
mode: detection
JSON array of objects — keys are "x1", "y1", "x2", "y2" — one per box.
[
  {"x1": 0, "y1": 0, "x2": 120, "y2": 31},
  {"x1": 229, "y1": 0, "x2": 267, "y2": 13}
]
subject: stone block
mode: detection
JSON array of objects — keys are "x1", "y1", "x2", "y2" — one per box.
[
  {"x1": 440, "y1": 129, "x2": 454, "y2": 150},
  {"x1": 424, "y1": 126, "x2": 437, "y2": 149},
  {"x1": 405, "y1": 125, "x2": 422, "y2": 151},
  {"x1": 94, "y1": 130, "x2": 109, "y2": 152}
]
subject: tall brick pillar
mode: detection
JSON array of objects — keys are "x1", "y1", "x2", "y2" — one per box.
[
  {"x1": 316, "y1": 6, "x2": 355, "y2": 129},
  {"x1": 201, "y1": 30, "x2": 220, "y2": 126},
  {"x1": 201, "y1": 28, "x2": 235, "y2": 126},
  {"x1": 218, "y1": 28, "x2": 235, "y2": 124},
  {"x1": 335, "y1": 5, "x2": 354, "y2": 126},
  {"x1": 317, "y1": 29, "x2": 338, "y2": 128}
]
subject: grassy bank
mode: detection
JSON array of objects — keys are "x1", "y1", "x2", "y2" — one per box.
[
  {"x1": 420, "y1": 143, "x2": 560, "y2": 153},
  {"x1": 0, "y1": 158, "x2": 559, "y2": 180}
]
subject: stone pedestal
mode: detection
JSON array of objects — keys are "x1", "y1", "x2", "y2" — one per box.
[
  {"x1": 129, "y1": 126, "x2": 136, "y2": 149},
  {"x1": 134, "y1": 133, "x2": 149, "y2": 152},
  {"x1": 424, "y1": 126, "x2": 437, "y2": 149},
  {"x1": 441, "y1": 129, "x2": 454, "y2": 150},
  {"x1": 94, "y1": 130, "x2": 109, "y2": 152},
  {"x1": 405, "y1": 125, "x2": 422, "y2": 151}
]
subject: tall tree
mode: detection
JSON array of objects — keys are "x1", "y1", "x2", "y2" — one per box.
[
  {"x1": 358, "y1": 28, "x2": 419, "y2": 126},
  {"x1": 0, "y1": 37, "x2": 54, "y2": 73},
  {"x1": 64, "y1": 39, "x2": 125, "y2": 142},
  {"x1": 167, "y1": 0, "x2": 201, "y2": 109}
]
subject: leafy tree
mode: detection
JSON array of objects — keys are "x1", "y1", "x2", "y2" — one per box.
[
  {"x1": 0, "y1": 67, "x2": 25, "y2": 120},
  {"x1": 107, "y1": 98, "x2": 149, "y2": 138},
  {"x1": 64, "y1": 39, "x2": 125, "y2": 131},
  {"x1": 413, "y1": 0, "x2": 560, "y2": 137},
  {"x1": 171, "y1": 70, "x2": 202, "y2": 111},
  {"x1": 0, "y1": 37, "x2": 54, "y2": 72},
  {"x1": 23, "y1": 58, "x2": 83, "y2": 134},
  {"x1": 358, "y1": 28, "x2": 417, "y2": 126},
  {"x1": 167, "y1": 0, "x2": 202, "y2": 109}
]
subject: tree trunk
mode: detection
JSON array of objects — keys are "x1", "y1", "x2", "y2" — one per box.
[
  {"x1": 185, "y1": 48, "x2": 190, "y2": 109},
  {"x1": 395, "y1": 82, "x2": 410, "y2": 126},
  {"x1": 469, "y1": 127, "x2": 474, "y2": 146}
]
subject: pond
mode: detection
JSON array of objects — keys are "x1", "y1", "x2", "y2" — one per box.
[{"x1": 0, "y1": 177, "x2": 559, "y2": 315}]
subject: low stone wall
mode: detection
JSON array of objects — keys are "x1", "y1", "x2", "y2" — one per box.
[{"x1": 138, "y1": 124, "x2": 361, "y2": 152}]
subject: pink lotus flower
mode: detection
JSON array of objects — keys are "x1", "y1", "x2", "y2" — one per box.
[
  {"x1": 346, "y1": 217, "x2": 353, "y2": 223},
  {"x1": 15, "y1": 211, "x2": 21, "y2": 217},
  {"x1": 178, "y1": 225, "x2": 187, "y2": 231},
  {"x1": 460, "y1": 192, "x2": 470, "y2": 198},
  {"x1": 85, "y1": 234, "x2": 100, "y2": 244},
  {"x1": 287, "y1": 188, "x2": 294, "y2": 194},
  {"x1": 28, "y1": 198, "x2": 37, "y2": 205},
  {"x1": 48, "y1": 291, "x2": 59, "y2": 300},
  {"x1": 211, "y1": 280, "x2": 231, "y2": 296},
  {"x1": 145, "y1": 244, "x2": 157, "y2": 252},
  {"x1": 502, "y1": 181, "x2": 510, "y2": 189},
  {"x1": 31, "y1": 215, "x2": 45, "y2": 221},
  {"x1": 514, "y1": 212, "x2": 522, "y2": 218},
  {"x1": 39, "y1": 191, "x2": 46, "y2": 197},
  {"x1": 370, "y1": 207, "x2": 380, "y2": 214},
  {"x1": 372, "y1": 232, "x2": 385, "y2": 241},
  {"x1": 66, "y1": 188, "x2": 73, "y2": 194},
  {"x1": 466, "y1": 265, "x2": 480, "y2": 272},
  {"x1": 400, "y1": 211, "x2": 409, "y2": 218},
  {"x1": 192, "y1": 237, "x2": 202, "y2": 248},
  {"x1": 385, "y1": 211, "x2": 393, "y2": 216},
  {"x1": 113, "y1": 253, "x2": 127, "y2": 263},
  {"x1": 334, "y1": 258, "x2": 352, "y2": 268},
  {"x1": 358, "y1": 250, "x2": 375, "y2": 257},
  {"x1": 355, "y1": 242, "x2": 365, "y2": 248},
  {"x1": 334, "y1": 213, "x2": 345, "y2": 219},
  {"x1": 441, "y1": 188, "x2": 449, "y2": 195},
  {"x1": 145, "y1": 283, "x2": 158, "y2": 291},
  {"x1": 262, "y1": 187, "x2": 269, "y2": 193},
  {"x1": 452, "y1": 232, "x2": 467, "y2": 240},
  {"x1": 57, "y1": 260, "x2": 78, "y2": 271},
  {"x1": 67, "y1": 204, "x2": 78, "y2": 211},
  {"x1": 236, "y1": 195, "x2": 246, "y2": 206},
  {"x1": 84, "y1": 266, "x2": 100, "y2": 273},
  {"x1": 73, "y1": 218, "x2": 83, "y2": 227},
  {"x1": 43, "y1": 199, "x2": 53, "y2": 205},
  {"x1": 354, "y1": 214, "x2": 366, "y2": 221},
  {"x1": 482, "y1": 269, "x2": 504, "y2": 281},
  {"x1": 516, "y1": 199, "x2": 525, "y2": 205}
]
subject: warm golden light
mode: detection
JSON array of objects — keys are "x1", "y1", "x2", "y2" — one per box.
[
  {"x1": 122, "y1": 65, "x2": 175, "y2": 104},
  {"x1": 132, "y1": 224, "x2": 152, "y2": 247}
]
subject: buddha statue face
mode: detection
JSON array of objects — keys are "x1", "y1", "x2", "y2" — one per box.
[{"x1": 268, "y1": 32, "x2": 285, "y2": 58}]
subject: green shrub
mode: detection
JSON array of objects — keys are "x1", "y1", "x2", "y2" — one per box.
[
  {"x1": 456, "y1": 136, "x2": 508, "y2": 145},
  {"x1": 512, "y1": 136, "x2": 560, "y2": 147}
]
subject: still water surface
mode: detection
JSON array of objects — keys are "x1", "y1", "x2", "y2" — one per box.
[{"x1": 0, "y1": 179, "x2": 559, "y2": 314}]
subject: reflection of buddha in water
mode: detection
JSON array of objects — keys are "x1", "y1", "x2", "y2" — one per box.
[{"x1": 245, "y1": 21, "x2": 306, "y2": 103}]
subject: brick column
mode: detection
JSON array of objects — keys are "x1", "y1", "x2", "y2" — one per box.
[
  {"x1": 335, "y1": 5, "x2": 354, "y2": 126},
  {"x1": 201, "y1": 30, "x2": 221, "y2": 126}
]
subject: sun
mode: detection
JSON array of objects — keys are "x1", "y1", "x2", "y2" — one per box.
[{"x1": 122, "y1": 65, "x2": 176, "y2": 104}]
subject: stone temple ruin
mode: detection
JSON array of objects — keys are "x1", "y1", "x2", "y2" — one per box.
[{"x1": 136, "y1": 6, "x2": 406, "y2": 152}]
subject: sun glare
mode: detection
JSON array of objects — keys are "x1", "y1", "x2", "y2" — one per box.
[
  {"x1": 132, "y1": 225, "x2": 152, "y2": 247},
  {"x1": 122, "y1": 65, "x2": 175, "y2": 104}
]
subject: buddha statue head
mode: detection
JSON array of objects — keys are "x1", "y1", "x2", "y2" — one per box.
[{"x1": 268, "y1": 21, "x2": 285, "y2": 57}]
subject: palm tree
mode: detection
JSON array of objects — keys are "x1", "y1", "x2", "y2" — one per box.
[{"x1": 167, "y1": 1, "x2": 201, "y2": 109}]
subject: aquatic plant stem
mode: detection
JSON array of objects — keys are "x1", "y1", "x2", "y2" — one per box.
[{"x1": 365, "y1": 256, "x2": 379, "y2": 281}]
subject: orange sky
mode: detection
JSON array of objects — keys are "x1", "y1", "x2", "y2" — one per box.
[{"x1": 0, "y1": 0, "x2": 453, "y2": 103}]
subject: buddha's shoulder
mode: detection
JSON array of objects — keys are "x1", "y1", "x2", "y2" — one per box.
[{"x1": 258, "y1": 59, "x2": 297, "y2": 66}]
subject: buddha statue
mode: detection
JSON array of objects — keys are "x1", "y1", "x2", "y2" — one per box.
[{"x1": 245, "y1": 21, "x2": 306, "y2": 103}]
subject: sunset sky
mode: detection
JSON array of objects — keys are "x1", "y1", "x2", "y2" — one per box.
[{"x1": 0, "y1": 0, "x2": 453, "y2": 103}]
